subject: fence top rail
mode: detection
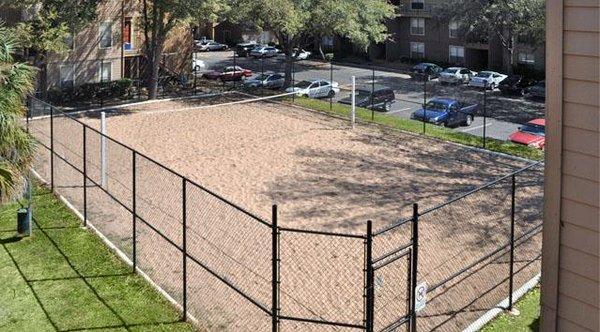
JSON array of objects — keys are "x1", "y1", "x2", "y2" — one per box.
[
  {"x1": 278, "y1": 226, "x2": 367, "y2": 239},
  {"x1": 27, "y1": 95, "x2": 271, "y2": 227}
]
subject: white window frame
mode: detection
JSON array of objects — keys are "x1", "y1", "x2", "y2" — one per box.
[
  {"x1": 449, "y1": 45, "x2": 465, "y2": 64},
  {"x1": 99, "y1": 61, "x2": 112, "y2": 82},
  {"x1": 410, "y1": 18, "x2": 425, "y2": 36},
  {"x1": 99, "y1": 22, "x2": 113, "y2": 49},
  {"x1": 410, "y1": 42, "x2": 425, "y2": 59},
  {"x1": 518, "y1": 52, "x2": 535, "y2": 65},
  {"x1": 60, "y1": 64, "x2": 74, "y2": 89},
  {"x1": 449, "y1": 21, "x2": 460, "y2": 38}
]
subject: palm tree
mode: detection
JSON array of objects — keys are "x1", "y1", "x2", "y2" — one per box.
[{"x1": 0, "y1": 23, "x2": 37, "y2": 202}]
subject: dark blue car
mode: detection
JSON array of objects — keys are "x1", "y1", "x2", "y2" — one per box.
[{"x1": 410, "y1": 98, "x2": 478, "y2": 127}]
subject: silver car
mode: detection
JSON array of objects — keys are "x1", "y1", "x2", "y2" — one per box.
[
  {"x1": 244, "y1": 73, "x2": 285, "y2": 89},
  {"x1": 250, "y1": 46, "x2": 279, "y2": 58},
  {"x1": 196, "y1": 40, "x2": 228, "y2": 51},
  {"x1": 285, "y1": 80, "x2": 340, "y2": 98},
  {"x1": 439, "y1": 67, "x2": 476, "y2": 84}
]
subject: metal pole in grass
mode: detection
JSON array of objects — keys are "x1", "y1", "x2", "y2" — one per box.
[
  {"x1": 292, "y1": 59, "x2": 295, "y2": 102},
  {"x1": 271, "y1": 205, "x2": 280, "y2": 332},
  {"x1": 351, "y1": 76, "x2": 356, "y2": 129},
  {"x1": 182, "y1": 178, "x2": 188, "y2": 321},
  {"x1": 233, "y1": 50, "x2": 237, "y2": 90},
  {"x1": 83, "y1": 125, "x2": 87, "y2": 227},
  {"x1": 365, "y1": 220, "x2": 375, "y2": 332},
  {"x1": 132, "y1": 150, "x2": 137, "y2": 272},
  {"x1": 50, "y1": 105, "x2": 54, "y2": 191},
  {"x1": 508, "y1": 174, "x2": 516, "y2": 311},
  {"x1": 409, "y1": 203, "x2": 419, "y2": 332},
  {"x1": 371, "y1": 66, "x2": 375, "y2": 121},
  {"x1": 330, "y1": 61, "x2": 333, "y2": 111},
  {"x1": 483, "y1": 81, "x2": 488, "y2": 148},
  {"x1": 101, "y1": 111, "x2": 108, "y2": 188},
  {"x1": 422, "y1": 77, "x2": 427, "y2": 135}
]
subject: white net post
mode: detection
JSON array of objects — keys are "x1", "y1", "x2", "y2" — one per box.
[
  {"x1": 351, "y1": 76, "x2": 356, "y2": 129},
  {"x1": 101, "y1": 111, "x2": 107, "y2": 188}
]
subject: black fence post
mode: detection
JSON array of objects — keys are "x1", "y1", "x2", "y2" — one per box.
[
  {"x1": 50, "y1": 106, "x2": 54, "y2": 191},
  {"x1": 508, "y1": 174, "x2": 516, "y2": 311},
  {"x1": 292, "y1": 60, "x2": 295, "y2": 102},
  {"x1": 409, "y1": 203, "x2": 419, "y2": 332},
  {"x1": 483, "y1": 82, "x2": 487, "y2": 148},
  {"x1": 25, "y1": 97, "x2": 30, "y2": 133},
  {"x1": 233, "y1": 51, "x2": 237, "y2": 90},
  {"x1": 371, "y1": 67, "x2": 376, "y2": 121},
  {"x1": 330, "y1": 61, "x2": 333, "y2": 112},
  {"x1": 182, "y1": 178, "x2": 188, "y2": 321},
  {"x1": 132, "y1": 150, "x2": 137, "y2": 272},
  {"x1": 271, "y1": 205, "x2": 280, "y2": 332},
  {"x1": 261, "y1": 56, "x2": 265, "y2": 96},
  {"x1": 83, "y1": 125, "x2": 87, "y2": 227},
  {"x1": 422, "y1": 78, "x2": 427, "y2": 135},
  {"x1": 365, "y1": 220, "x2": 375, "y2": 332}
]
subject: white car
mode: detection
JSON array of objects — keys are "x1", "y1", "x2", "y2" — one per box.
[
  {"x1": 468, "y1": 71, "x2": 508, "y2": 89},
  {"x1": 285, "y1": 80, "x2": 340, "y2": 98},
  {"x1": 293, "y1": 49, "x2": 311, "y2": 60},
  {"x1": 196, "y1": 40, "x2": 228, "y2": 51},
  {"x1": 192, "y1": 58, "x2": 206, "y2": 73},
  {"x1": 250, "y1": 46, "x2": 279, "y2": 58},
  {"x1": 439, "y1": 67, "x2": 476, "y2": 84}
]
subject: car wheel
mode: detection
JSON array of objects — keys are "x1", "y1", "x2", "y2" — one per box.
[
  {"x1": 465, "y1": 115, "x2": 474, "y2": 126},
  {"x1": 327, "y1": 89, "x2": 335, "y2": 98},
  {"x1": 384, "y1": 103, "x2": 391, "y2": 112},
  {"x1": 490, "y1": 83, "x2": 496, "y2": 90},
  {"x1": 303, "y1": 94, "x2": 309, "y2": 98},
  {"x1": 194, "y1": 65, "x2": 201, "y2": 72}
]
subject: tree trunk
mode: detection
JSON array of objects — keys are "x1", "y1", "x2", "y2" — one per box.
[
  {"x1": 282, "y1": 40, "x2": 294, "y2": 88},
  {"x1": 147, "y1": 40, "x2": 164, "y2": 99}
]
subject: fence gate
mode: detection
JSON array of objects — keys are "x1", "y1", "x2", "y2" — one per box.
[{"x1": 371, "y1": 241, "x2": 412, "y2": 332}]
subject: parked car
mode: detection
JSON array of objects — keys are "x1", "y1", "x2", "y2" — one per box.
[
  {"x1": 468, "y1": 71, "x2": 508, "y2": 89},
  {"x1": 410, "y1": 98, "x2": 478, "y2": 127},
  {"x1": 235, "y1": 42, "x2": 258, "y2": 57},
  {"x1": 411, "y1": 63, "x2": 443, "y2": 80},
  {"x1": 285, "y1": 79, "x2": 340, "y2": 98},
  {"x1": 250, "y1": 46, "x2": 279, "y2": 58},
  {"x1": 202, "y1": 66, "x2": 252, "y2": 81},
  {"x1": 191, "y1": 58, "x2": 206, "y2": 73},
  {"x1": 196, "y1": 40, "x2": 228, "y2": 52},
  {"x1": 508, "y1": 119, "x2": 545, "y2": 149},
  {"x1": 338, "y1": 86, "x2": 395, "y2": 112},
  {"x1": 439, "y1": 67, "x2": 476, "y2": 84},
  {"x1": 498, "y1": 75, "x2": 537, "y2": 96},
  {"x1": 293, "y1": 49, "x2": 311, "y2": 60},
  {"x1": 525, "y1": 81, "x2": 545, "y2": 100},
  {"x1": 243, "y1": 73, "x2": 285, "y2": 89}
]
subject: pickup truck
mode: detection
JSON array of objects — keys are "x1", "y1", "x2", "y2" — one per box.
[{"x1": 410, "y1": 98, "x2": 478, "y2": 127}]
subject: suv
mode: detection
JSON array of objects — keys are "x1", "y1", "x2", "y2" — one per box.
[
  {"x1": 235, "y1": 42, "x2": 258, "y2": 57},
  {"x1": 498, "y1": 75, "x2": 536, "y2": 96},
  {"x1": 411, "y1": 63, "x2": 443, "y2": 80},
  {"x1": 338, "y1": 86, "x2": 396, "y2": 112}
]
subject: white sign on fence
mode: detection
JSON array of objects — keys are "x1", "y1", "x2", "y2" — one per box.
[{"x1": 415, "y1": 282, "x2": 427, "y2": 312}]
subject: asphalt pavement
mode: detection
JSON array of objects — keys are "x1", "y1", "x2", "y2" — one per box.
[{"x1": 193, "y1": 51, "x2": 545, "y2": 142}]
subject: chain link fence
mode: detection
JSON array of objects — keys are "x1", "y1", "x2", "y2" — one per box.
[{"x1": 26, "y1": 95, "x2": 543, "y2": 332}]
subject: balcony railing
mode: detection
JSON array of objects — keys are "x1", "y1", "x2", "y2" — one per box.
[{"x1": 396, "y1": 3, "x2": 435, "y2": 17}]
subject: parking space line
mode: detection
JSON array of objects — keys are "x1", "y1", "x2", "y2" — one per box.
[
  {"x1": 459, "y1": 123, "x2": 493, "y2": 132},
  {"x1": 388, "y1": 107, "x2": 413, "y2": 114}
]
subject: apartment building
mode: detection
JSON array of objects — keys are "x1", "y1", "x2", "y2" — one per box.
[
  {"x1": 541, "y1": 0, "x2": 599, "y2": 330},
  {"x1": 15, "y1": 0, "x2": 193, "y2": 90},
  {"x1": 371, "y1": 0, "x2": 545, "y2": 72}
]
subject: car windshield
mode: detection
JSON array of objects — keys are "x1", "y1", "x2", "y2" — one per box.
[
  {"x1": 504, "y1": 76, "x2": 521, "y2": 83},
  {"x1": 536, "y1": 81, "x2": 545, "y2": 87},
  {"x1": 254, "y1": 74, "x2": 270, "y2": 80},
  {"x1": 520, "y1": 124, "x2": 545, "y2": 136},
  {"x1": 355, "y1": 90, "x2": 371, "y2": 96},
  {"x1": 295, "y1": 81, "x2": 312, "y2": 89},
  {"x1": 425, "y1": 101, "x2": 448, "y2": 111},
  {"x1": 443, "y1": 68, "x2": 459, "y2": 74},
  {"x1": 476, "y1": 72, "x2": 492, "y2": 78}
]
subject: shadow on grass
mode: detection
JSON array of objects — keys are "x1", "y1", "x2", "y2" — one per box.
[{"x1": 0, "y1": 189, "x2": 188, "y2": 332}]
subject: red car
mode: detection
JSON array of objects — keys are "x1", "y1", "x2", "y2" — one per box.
[
  {"x1": 508, "y1": 119, "x2": 546, "y2": 149},
  {"x1": 202, "y1": 66, "x2": 253, "y2": 81}
]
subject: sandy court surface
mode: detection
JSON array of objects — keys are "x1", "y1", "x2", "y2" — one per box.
[{"x1": 28, "y1": 96, "x2": 543, "y2": 331}]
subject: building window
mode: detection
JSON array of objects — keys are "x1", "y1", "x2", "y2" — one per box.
[
  {"x1": 518, "y1": 52, "x2": 535, "y2": 65},
  {"x1": 449, "y1": 21, "x2": 460, "y2": 38},
  {"x1": 100, "y1": 61, "x2": 112, "y2": 82},
  {"x1": 410, "y1": 18, "x2": 425, "y2": 36},
  {"x1": 410, "y1": 42, "x2": 425, "y2": 59},
  {"x1": 411, "y1": 0, "x2": 424, "y2": 10},
  {"x1": 60, "y1": 64, "x2": 74, "y2": 89},
  {"x1": 449, "y1": 45, "x2": 465, "y2": 64},
  {"x1": 99, "y1": 22, "x2": 112, "y2": 48},
  {"x1": 123, "y1": 17, "x2": 133, "y2": 51}
]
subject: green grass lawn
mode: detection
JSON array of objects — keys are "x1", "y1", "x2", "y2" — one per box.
[
  {"x1": 482, "y1": 287, "x2": 541, "y2": 332},
  {"x1": 0, "y1": 185, "x2": 196, "y2": 332},
  {"x1": 290, "y1": 97, "x2": 544, "y2": 161}
]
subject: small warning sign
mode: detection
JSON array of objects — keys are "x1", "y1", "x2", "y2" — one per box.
[{"x1": 415, "y1": 282, "x2": 427, "y2": 312}]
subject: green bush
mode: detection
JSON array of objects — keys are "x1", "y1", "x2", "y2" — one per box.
[{"x1": 46, "y1": 79, "x2": 133, "y2": 105}]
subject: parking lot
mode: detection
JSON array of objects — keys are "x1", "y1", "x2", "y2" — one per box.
[{"x1": 192, "y1": 51, "x2": 546, "y2": 142}]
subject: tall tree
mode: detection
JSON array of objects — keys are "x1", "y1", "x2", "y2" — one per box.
[
  {"x1": 11, "y1": 0, "x2": 98, "y2": 93},
  {"x1": 437, "y1": 0, "x2": 545, "y2": 72},
  {"x1": 0, "y1": 24, "x2": 37, "y2": 202},
  {"x1": 141, "y1": 0, "x2": 213, "y2": 99},
  {"x1": 231, "y1": 0, "x2": 395, "y2": 86}
]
